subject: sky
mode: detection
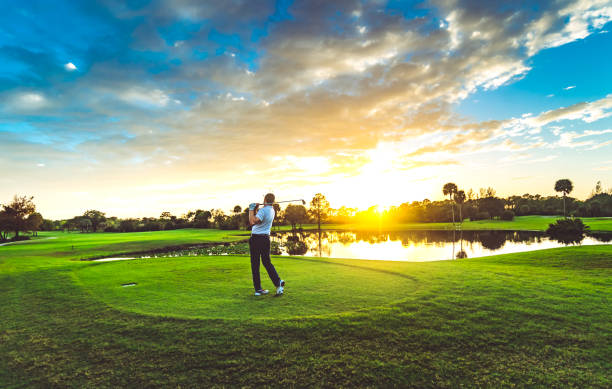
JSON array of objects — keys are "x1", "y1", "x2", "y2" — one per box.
[{"x1": 1, "y1": 0, "x2": 612, "y2": 219}]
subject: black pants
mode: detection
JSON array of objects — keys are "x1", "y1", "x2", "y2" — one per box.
[{"x1": 249, "y1": 234, "x2": 280, "y2": 291}]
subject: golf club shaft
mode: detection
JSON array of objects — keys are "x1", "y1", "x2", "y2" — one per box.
[{"x1": 256, "y1": 199, "x2": 305, "y2": 205}]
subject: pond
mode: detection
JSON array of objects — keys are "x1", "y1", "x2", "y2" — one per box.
[
  {"x1": 93, "y1": 229, "x2": 612, "y2": 262},
  {"x1": 272, "y1": 230, "x2": 611, "y2": 261}
]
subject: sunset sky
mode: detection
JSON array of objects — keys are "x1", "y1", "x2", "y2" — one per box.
[{"x1": 1, "y1": 0, "x2": 612, "y2": 219}]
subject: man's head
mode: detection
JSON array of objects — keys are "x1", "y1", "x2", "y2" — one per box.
[{"x1": 264, "y1": 193, "x2": 275, "y2": 205}]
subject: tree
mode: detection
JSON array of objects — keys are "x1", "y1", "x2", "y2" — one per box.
[
  {"x1": 284, "y1": 204, "x2": 308, "y2": 230},
  {"x1": 442, "y1": 183, "x2": 458, "y2": 224},
  {"x1": 79, "y1": 217, "x2": 92, "y2": 233},
  {"x1": 453, "y1": 190, "x2": 466, "y2": 223},
  {"x1": 193, "y1": 210, "x2": 212, "y2": 228},
  {"x1": 119, "y1": 219, "x2": 137, "y2": 232},
  {"x1": 83, "y1": 210, "x2": 106, "y2": 232},
  {"x1": 1, "y1": 195, "x2": 37, "y2": 238},
  {"x1": 0, "y1": 210, "x2": 10, "y2": 241},
  {"x1": 309, "y1": 193, "x2": 330, "y2": 231},
  {"x1": 554, "y1": 179, "x2": 573, "y2": 218},
  {"x1": 233, "y1": 205, "x2": 242, "y2": 214},
  {"x1": 27, "y1": 212, "x2": 44, "y2": 236}
]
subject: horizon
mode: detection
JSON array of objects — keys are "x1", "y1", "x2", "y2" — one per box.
[{"x1": 1, "y1": 1, "x2": 612, "y2": 219}]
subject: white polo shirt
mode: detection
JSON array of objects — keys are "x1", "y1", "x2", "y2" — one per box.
[{"x1": 251, "y1": 205, "x2": 275, "y2": 235}]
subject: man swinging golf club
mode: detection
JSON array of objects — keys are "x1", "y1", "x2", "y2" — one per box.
[{"x1": 249, "y1": 193, "x2": 285, "y2": 296}]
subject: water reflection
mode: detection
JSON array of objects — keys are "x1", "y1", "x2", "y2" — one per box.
[{"x1": 273, "y1": 230, "x2": 611, "y2": 261}]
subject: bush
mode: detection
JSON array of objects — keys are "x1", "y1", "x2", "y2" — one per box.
[
  {"x1": 501, "y1": 210, "x2": 515, "y2": 221},
  {"x1": 10, "y1": 235, "x2": 31, "y2": 242},
  {"x1": 472, "y1": 211, "x2": 491, "y2": 221},
  {"x1": 546, "y1": 218, "x2": 589, "y2": 244},
  {"x1": 284, "y1": 240, "x2": 308, "y2": 255}
]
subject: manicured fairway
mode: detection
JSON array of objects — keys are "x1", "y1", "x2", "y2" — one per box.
[{"x1": 1, "y1": 229, "x2": 611, "y2": 387}]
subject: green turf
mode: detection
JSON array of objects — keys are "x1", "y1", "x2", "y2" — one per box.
[
  {"x1": 1, "y1": 229, "x2": 610, "y2": 387},
  {"x1": 284, "y1": 215, "x2": 612, "y2": 232},
  {"x1": 75, "y1": 256, "x2": 417, "y2": 320}
]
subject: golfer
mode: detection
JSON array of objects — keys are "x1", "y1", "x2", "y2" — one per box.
[{"x1": 249, "y1": 193, "x2": 285, "y2": 296}]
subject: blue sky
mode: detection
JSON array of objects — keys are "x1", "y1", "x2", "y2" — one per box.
[{"x1": 1, "y1": 0, "x2": 611, "y2": 218}]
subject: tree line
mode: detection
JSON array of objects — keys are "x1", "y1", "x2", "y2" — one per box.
[{"x1": 1, "y1": 180, "x2": 610, "y2": 239}]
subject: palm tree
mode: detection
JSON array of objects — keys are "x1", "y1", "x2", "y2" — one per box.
[
  {"x1": 454, "y1": 190, "x2": 466, "y2": 224},
  {"x1": 443, "y1": 183, "x2": 458, "y2": 225},
  {"x1": 554, "y1": 179, "x2": 573, "y2": 218}
]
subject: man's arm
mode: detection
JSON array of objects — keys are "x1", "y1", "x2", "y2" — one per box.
[{"x1": 249, "y1": 204, "x2": 262, "y2": 226}]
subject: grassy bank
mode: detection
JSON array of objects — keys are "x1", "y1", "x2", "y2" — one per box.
[
  {"x1": 284, "y1": 215, "x2": 612, "y2": 232},
  {"x1": 0, "y1": 230, "x2": 610, "y2": 387}
]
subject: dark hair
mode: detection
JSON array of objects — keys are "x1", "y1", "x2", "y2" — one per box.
[{"x1": 264, "y1": 193, "x2": 275, "y2": 204}]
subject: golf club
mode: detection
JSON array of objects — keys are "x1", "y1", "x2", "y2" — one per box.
[{"x1": 256, "y1": 199, "x2": 306, "y2": 206}]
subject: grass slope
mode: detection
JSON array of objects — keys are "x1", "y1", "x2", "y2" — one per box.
[{"x1": 0, "y1": 230, "x2": 610, "y2": 387}]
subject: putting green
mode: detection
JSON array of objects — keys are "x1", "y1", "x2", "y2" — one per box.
[{"x1": 74, "y1": 255, "x2": 417, "y2": 319}]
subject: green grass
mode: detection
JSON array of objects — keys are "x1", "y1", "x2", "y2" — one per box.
[
  {"x1": 289, "y1": 215, "x2": 612, "y2": 232},
  {"x1": 1, "y1": 229, "x2": 611, "y2": 387}
]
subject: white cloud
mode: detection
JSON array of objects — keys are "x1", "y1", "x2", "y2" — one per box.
[
  {"x1": 564, "y1": 85, "x2": 576, "y2": 90},
  {"x1": 524, "y1": 2, "x2": 612, "y2": 55},
  {"x1": 14, "y1": 92, "x2": 48, "y2": 109},
  {"x1": 64, "y1": 62, "x2": 77, "y2": 71},
  {"x1": 119, "y1": 88, "x2": 172, "y2": 108}
]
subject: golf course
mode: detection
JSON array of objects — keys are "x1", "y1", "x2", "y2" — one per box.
[{"x1": 1, "y1": 221, "x2": 610, "y2": 387}]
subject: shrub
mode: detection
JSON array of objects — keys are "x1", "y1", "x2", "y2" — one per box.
[
  {"x1": 472, "y1": 211, "x2": 491, "y2": 221},
  {"x1": 546, "y1": 218, "x2": 589, "y2": 244},
  {"x1": 284, "y1": 240, "x2": 308, "y2": 255},
  {"x1": 501, "y1": 210, "x2": 515, "y2": 221},
  {"x1": 10, "y1": 235, "x2": 30, "y2": 242}
]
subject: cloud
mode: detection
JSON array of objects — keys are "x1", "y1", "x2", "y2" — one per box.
[
  {"x1": 564, "y1": 85, "x2": 576, "y2": 90},
  {"x1": 528, "y1": 94, "x2": 612, "y2": 126},
  {"x1": 64, "y1": 62, "x2": 77, "y2": 71},
  {"x1": 11, "y1": 92, "x2": 48, "y2": 110},
  {"x1": 118, "y1": 88, "x2": 174, "y2": 108},
  {"x1": 522, "y1": 0, "x2": 612, "y2": 55},
  {"x1": 1, "y1": 0, "x2": 611, "y2": 216}
]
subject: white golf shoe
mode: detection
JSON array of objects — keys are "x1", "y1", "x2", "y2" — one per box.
[
  {"x1": 276, "y1": 280, "x2": 285, "y2": 295},
  {"x1": 254, "y1": 289, "x2": 269, "y2": 296}
]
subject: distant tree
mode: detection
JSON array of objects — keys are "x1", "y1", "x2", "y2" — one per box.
[
  {"x1": 0, "y1": 210, "x2": 10, "y2": 241},
  {"x1": 442, "y1": 183, "x2": 458, "y2": 224},
  {"x1": 233, "y1": 205, "x2": 242, "y2": 213},
  {"x1": 81, "y1": 217, "x2": 93, "y2": 232},
  {"x1": 1, "y1": 195, "x2": 37, "y2": 238},
  {"x1": 479, "y1": 196, "x2": 505, "y2": 219},
  {"x1": 285, "y1": 204, "x2": 308, "y2": 230},
  {"x1": 193, "y1": 210, "x2": 212, "y2": 228},
  {"x1": 160, "y1": 211, "x2": 172, "y2": 220},
  {"x1": 554, "y1": 179, "x2": 574, "y2": 218},
  {"x1": 453, "y1": 190, "x2": 466, "y2": 223},
  {"x1": 27, "y1": 212, "x2": 44, "y2": 236},
  {"x1": 40, "y1": 219, "x2": 55, "y2": 231},
  {"x1": 83, "y1": 210, "x2": 106, "y2": 232},
  {"x1": 590, "y1": 181, "x2": 603, "y2": 197},
  {"x1": 119, "y1": 219, "x2": 137, "y2": 232},
  {"x1": 212, "y1": 209, "x2": 228, "y2": 229},
  {"x1": 309, "y1": 193, "x2": 330, "y2": 231},
  {"x1": 466, "y1": 188, "x2": 475, "y2": 201}
]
